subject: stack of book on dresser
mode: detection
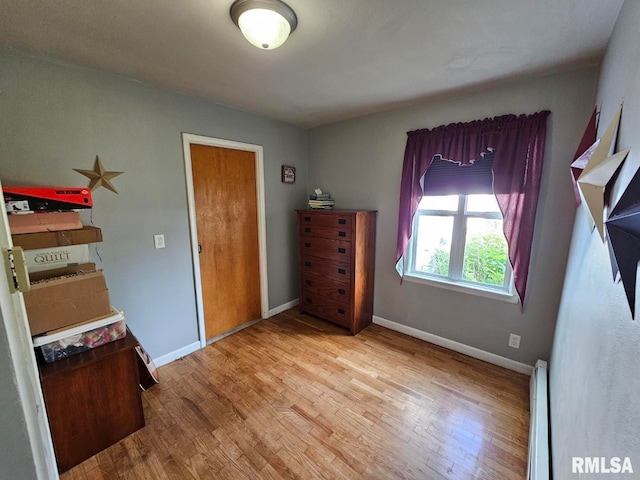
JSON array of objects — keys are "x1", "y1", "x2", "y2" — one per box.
[
  {"x1": 4, "y1": 186, "x2": 126, "y2": 363},
  {"x1": 308, "y1": 189, "x2": 335, "y2": 209}
]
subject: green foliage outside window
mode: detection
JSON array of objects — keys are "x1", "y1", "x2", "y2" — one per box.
[
  {"x1": 428, "y1": 232, "x2": 507, "y2": 286},
  {"x1": 427, "y1": 249, "x2": 450, "y2": 276}
]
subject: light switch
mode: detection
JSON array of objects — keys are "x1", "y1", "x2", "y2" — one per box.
[{"x1": 154, "y1": 234, "x2": 165, "y2": 249}]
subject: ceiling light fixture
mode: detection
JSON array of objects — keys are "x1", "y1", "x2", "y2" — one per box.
[{"x1": 230, "y1": 0, "x2": 298, "y2": 50}]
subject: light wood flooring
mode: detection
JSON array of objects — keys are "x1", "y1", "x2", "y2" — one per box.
[{"x1": 61, "y1": 309, "x2": 530, "y2": 479}]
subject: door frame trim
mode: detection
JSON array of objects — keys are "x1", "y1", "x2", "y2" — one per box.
[
  {"x1": 182, "y1": 133, "x2": 269, "y2": 348},
  {"x1": 0, "y1": 179, "x2": 59, "y2": 479}
]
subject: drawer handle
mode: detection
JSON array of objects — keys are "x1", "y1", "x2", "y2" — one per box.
[
  {"x1": 305, "y1": 242, "x2": 311, "y2": 248},
  {"x1": 338, "y1": 308, "x2": 345, "y2": 314},
  {"x1": 305, "y1": 280, "x2": 312, "y2": 286},
  {"x1": 338, "y1": 248, "x2": 346, "y2": 254},
  {"x1": 305, "y1": 227, "x2": 311, "y2": 233},
  {"x1": 338, "y1": 231, "x2": 346, "y2": 237},
  {"x1": 304, "y1": 216, "x2": 311, "y2": 222},
  {"x1": 338, "y1": 289, "x2": 346, "y2": 295},
  {"x1": 338, "y1": 219, "x2": 346, "y2": 225},
  {"x1": 306, "y1": 298, "x2": 312, "y2": 303},
  {"x1": 338, "y1": 268, "x2": 346, "y2": 275},
  {"x1": 305, "y1": 261, "x2": 311, "y2": 267}
]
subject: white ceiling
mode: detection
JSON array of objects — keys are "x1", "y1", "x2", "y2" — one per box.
[{"x1": 0, "y1": 0, "x2": 624, "y2": 128}]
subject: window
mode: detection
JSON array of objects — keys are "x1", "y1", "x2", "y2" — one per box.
[
  {"x1": 397, "y1": 111, "x2": 550, "y2": 304},
  {"x1": 407, "y1": 193, "x2": 514, "y2": 297}
]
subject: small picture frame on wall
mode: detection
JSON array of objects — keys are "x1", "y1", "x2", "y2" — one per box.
[{"x1": 282, "y1": 165, "x2": 296, "y2": 184}]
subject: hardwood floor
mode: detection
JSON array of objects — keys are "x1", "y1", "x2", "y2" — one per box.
[{"x1": 61, "y1": 309, "x2": 530, "y2": 479}]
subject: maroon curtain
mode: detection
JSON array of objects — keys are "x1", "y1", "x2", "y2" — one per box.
[{"x1": 396, "y1": 110, "x2": 550, "y2": 304}]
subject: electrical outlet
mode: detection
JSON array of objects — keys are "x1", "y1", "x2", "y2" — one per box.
[
  {"x1": 508, "y1": 333, "x2": 521, "y2": 349},
  {"x1": 154, "y1": 234, "x2": 165, "y2": 249}
]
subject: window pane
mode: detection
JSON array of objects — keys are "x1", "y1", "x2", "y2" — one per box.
[
  {"x1": 466, "y1": 194, "x2": 500, "y2": 213},
  {"x1": 462, "y1": 218, "x2": 507, "y2": 286},
  {"x1": 418, "y1": 195, "x2": 458, "y2": 211},
  {"x1": 413, "y1": 215, "x2": 454, "y2": 276}
]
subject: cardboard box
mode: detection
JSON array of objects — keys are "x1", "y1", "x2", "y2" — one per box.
[
  {"x1": 3, "y1": 186, "x2": 93, "y2": 211},
  {"x1": 8, "y1": 211, "x2": 83, "y2": 234},
  {"x1": 28, "y1": 263, "x2": 96, "y2": 282},
  {"x1": 24, "y1": 270, "x2": 111, "y2": 335},
  {"x1": 25, "y1": 244, "x2": 90, "y2": 273},
  {"x1": 11, "y1": 226, "x2": 102, "y2": 250}
]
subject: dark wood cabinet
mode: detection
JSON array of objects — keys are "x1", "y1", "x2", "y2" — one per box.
[
  {"x1": 37, "y1": 333, "x2": 145, "y2": 472},
  {"x1": 297, "y1": 209, "x2": 377, "y2": 334}
]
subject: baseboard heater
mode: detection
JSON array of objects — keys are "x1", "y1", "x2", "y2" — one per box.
[{"x1": 527, "y1": 360, "x2": 549, "y2": 480}]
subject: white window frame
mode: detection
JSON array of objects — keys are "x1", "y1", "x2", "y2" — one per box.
[{"x1": 405, "y1": 194, "x2": 518, "y2": 303}]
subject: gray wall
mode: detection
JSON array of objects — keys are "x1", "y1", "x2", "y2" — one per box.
[
  {"x1": 550, "y1": 0, "x2": 640, "y2": 477},
  {"x1": 0, "y1": 50, "x2": 308, "y2": 360},
  {"x1": 309, "y1": 69, "x2": 597, "y2": 365}
]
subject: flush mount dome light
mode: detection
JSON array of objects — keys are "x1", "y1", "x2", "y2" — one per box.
[{"x1": 230, "y1": 0, "x2": 298, "y2": 50}]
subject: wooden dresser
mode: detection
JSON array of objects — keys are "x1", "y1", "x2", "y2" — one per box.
[
  {"x1": 37, "y1": 333, "x2": 145, "y2": 472},
  {"x1": 297, "y1": 209, "x2": 377, "y2": 334}
]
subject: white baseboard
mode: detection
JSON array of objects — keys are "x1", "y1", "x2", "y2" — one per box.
[
  {"x1": 373, "y1": 315, "x2": 533, "y2": 375},
  {"x1": 154, "y1": 341, "x2": 201, "y2": 368},
  {"x1": 268, "y1": 298, "x2": 299, "y2": 317}
]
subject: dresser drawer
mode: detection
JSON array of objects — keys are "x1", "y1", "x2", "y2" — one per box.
[
  {"x1": 299, "y1": 224, "x2": 352, "y2": 241},
  {"x1": 301, "y1": 277, "x2": 351, "y2": 304},
  {"x1": 301, "y1": 294, "x2": 350, "y2": 328},
  {"x1": 300, "y1": 236, "x2": 352, "y2": 262},
  {"x1": 299, "y1": 213, "x2": 353, "y2": 230},
  {"x1": 301, "y1": 256, "x2": 351, "y2": 284}
]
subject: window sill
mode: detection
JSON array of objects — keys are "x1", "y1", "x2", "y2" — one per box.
[{"x1": 403, "y1": 273, "x2": 519, "y2": 304}]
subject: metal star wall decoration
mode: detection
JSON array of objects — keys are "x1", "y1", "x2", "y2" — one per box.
[
  {"x1": 74, "y1": 155, "x2": 123, "y2": 194},
  {"x1": 571, "y1": 139, "x2": 599, "y2": 205},
  {"x1": 570, "y1": 108, "x2": 598, "y2": 206},
  {"x1": 605, "y1": 155, "x2": 640, "y2": 319},
  {"x1": 578, "y1": 149, "x2": 629, "y2": 240},
  {"x1": 577, "y1": 105, "x2": 624, "y2": 240}
]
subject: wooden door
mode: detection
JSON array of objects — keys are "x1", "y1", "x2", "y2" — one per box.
[{"x1": 190, "y1": 144, "x2": 262, "y2": 340}]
